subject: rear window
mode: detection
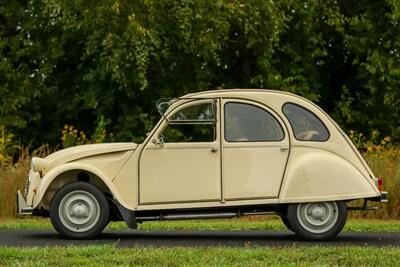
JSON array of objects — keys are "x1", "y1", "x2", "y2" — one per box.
[{"x1": 282, "y1": 103, "x2": 329, "y2": 141}]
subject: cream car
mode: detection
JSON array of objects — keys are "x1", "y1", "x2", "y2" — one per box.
[{"x1": 17, "y1": 89, "x2": 387, "y2": 240}]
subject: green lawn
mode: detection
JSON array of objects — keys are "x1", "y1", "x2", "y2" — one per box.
[
  {"x1": 1, "y1": 217, "x2": 399, "y2": 266},
  {"x1": 1, "y1": 217, "x2": 400, "y2": 232},
  {"x1": 1, "y1": 245, "x2": 399, "y2": 266}
]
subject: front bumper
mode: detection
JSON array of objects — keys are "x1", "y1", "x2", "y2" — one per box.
[{"x1": 16, "y1": 190, "x2": 33, "y2": 215}]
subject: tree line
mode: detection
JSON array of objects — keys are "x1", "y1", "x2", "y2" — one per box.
[{"x1": 1, "y1": 0, "x2": 399, "y2": 147}]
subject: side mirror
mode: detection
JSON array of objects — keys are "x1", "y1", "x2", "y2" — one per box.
[{"x1": 152, "y1": 136, "x2": 165, "y2": 146}]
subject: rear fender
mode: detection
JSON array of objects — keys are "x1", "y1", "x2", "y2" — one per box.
[{"x1": 279, "y1": 150, "x2": 380, "y2": 203}]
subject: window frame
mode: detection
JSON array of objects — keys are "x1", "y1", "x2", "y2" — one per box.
[
  {"x1": 167, "y1": 100, "x2": 217, "y2": 125},
  {"x1": 282, "y1": 102, "x2": 330, "y2": 142},
  {"x1": 223, "y1": 101, "x2": 285, "y2": 143},
  {"x1": 160, "y1": 99, "x2": 218, "y2": 143}
]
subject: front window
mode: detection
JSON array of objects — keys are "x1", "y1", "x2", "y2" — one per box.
[
  {"x1": 170, "y1": 103, "x2": 215, "y2": 122},
  {"x1": 282, "y1": 103, "x2": 330, "y2": 141},
  {"x1": 161, "y1": 101, "x2": 216, "y2": 142},
  {"x1": 224, "y1": 102, "x2": 284, "y2": 142}
]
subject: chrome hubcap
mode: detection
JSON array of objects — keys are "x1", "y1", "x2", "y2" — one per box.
[
  {"x1": 297, "y1": 202, "x2": 338, "y2": 234},
  {"x1": 58, "y1": 190, "x2": 100, "y2": 233}
]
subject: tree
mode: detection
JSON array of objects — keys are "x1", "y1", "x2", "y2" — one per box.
[{"x1": 0, "y1": 0, "x2": 399, "y2": 147}]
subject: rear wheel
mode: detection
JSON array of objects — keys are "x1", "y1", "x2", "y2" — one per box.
[
  {"x1": 287, "y1": 201, "x2": 347, "y2": 241},
  {"x1": 50, "y1": 182, "x2": 109, "y2": 239}
]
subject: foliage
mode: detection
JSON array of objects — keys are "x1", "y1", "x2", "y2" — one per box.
[
  {"x1": 61, "y1": 124, "x2": 88, "y2": 148},
  {"x1": 0, "y1": 0, "x2": 399, "y2": 147},
  {"x1": 0, "y1": 126, "x2": 18, "y2": 167},
  {"x1": 61, "y1": 116, "x2": 114, "y2": 148}
]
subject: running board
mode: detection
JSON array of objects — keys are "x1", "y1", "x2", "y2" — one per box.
[{"x1": 136, "y1": 210, "x2": 277, "y2": 221}]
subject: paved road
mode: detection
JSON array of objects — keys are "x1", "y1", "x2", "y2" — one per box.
[{"x1": 0, "y1": 229, "x2": 399, "y2": 247}]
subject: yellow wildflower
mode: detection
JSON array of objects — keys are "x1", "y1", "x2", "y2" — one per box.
[
  {"x1": 384, "y1": 136, "x2": 391, "y2": 142},
  {"x1": 0, "y1": 153, "x2": 4, "y2": 161},
  {"x1": 367, "y1": 146, "x2": 373, "y2": 152},
  {"x1": 381, "y1": 140, "x2": 386, "y2": 145},
  {"x1": 64, "y1": 124, "x2": 69, "y2": 130}
]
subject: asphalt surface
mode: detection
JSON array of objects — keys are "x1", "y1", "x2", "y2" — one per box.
[{"x1": 0, "y1": 229, "x2": 399, "y2": 247}]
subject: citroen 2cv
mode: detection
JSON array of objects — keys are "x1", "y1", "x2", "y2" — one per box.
[{"x1": 17, "y1": 89, "x2": 388, "y2": 240}]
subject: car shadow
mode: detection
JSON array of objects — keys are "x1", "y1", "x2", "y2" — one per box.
[{"x1": 17, "y1": 229, "x2": 399, "y2": 247}]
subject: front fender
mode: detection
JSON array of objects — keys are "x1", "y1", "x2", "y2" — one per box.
[
  {"x1": 279, "y1": 149, "x2": 380, "y2": 203},
  {"x1": 33, "y1": 162, "x2": 131, "y2": 210}
]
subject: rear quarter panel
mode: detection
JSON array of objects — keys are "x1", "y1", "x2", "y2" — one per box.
[{"x1": 279, "y1": 146, "x2": 380, "y2": 203}]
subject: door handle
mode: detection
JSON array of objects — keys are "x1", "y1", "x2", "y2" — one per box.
[
  {"x1": 280, "y1": 146, "x2": 289, "y2": 152},
  {"x1": 210, "y1": 147, "x2": 219, "y2": 153}
]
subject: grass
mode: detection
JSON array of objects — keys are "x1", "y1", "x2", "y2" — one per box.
[
  {"x1": 358, "y1": 148, "x2": 400, "y2": 219},
  {"x1": 1, "y1": 217, "x2": 399, "y2": 266},
  {"x1": 1, "y1": 217, "x2": 400, "y2": 232},
  {"x1": 0, "y1": 155, "x2": 30, "y2": 218},
  {"x1": 1, "y1": 245, "x2": 400, "y2": 266}
]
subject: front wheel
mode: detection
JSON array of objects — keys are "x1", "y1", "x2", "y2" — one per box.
[
  {"x1": 50, "y1": 182, "x2": 110, "y2": 239},
  {"x1": 280, "y1": 216, "x2": 293, "y2": 232},
  {"x1": 287, "y1": 201, "x2": 347, "y2": 241}
]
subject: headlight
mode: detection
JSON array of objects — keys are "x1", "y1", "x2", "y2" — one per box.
[{"x1": 31, "y1": 157, "x2": 48, "y2": 173}]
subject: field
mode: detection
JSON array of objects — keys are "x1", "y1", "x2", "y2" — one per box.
[
  {"x1": 0, "y1": 136, "x2": 399, "y2": 266},
  {"x1": 1, "y1": 217, "x2": 400, "y2": 232},
  {"x1": 1, "y1": 245, "x2": 400, "y2": 266},
  {"x1": 1, "y1": 145, "x2": 399, "y2": 219},
  {"x1": 1, "y1": 218, "x2": 400, "y2": 266}
]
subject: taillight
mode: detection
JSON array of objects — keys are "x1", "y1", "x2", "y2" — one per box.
[{"x1": 378, "y1": 178, "x2": 383, "y2": 191}]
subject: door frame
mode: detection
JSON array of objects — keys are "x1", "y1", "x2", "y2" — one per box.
[
  {"x1": 137, "y1": 98, "x2": 223, "y2": 205},
  {"x1": 220, "y1": 97, "x2": 292, "y2": 201}
]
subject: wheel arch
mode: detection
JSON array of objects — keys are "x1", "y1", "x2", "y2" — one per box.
[{"x1": 34, "y1": 163, "x2": 130, "y2": 212}]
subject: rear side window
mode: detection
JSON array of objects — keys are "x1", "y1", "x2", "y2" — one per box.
[
  {"x1": 225, "y1": 102, "x2": 284, "y2": 142},
  {"x1": 282, "y1": 103, "x2": 329, "y2": 141}
]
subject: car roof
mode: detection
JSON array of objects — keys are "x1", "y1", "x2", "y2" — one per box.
[
  {"x1": 181, "y1": 89, "x2": 344, "y2": 134},
  {"x1": 184, "y1": 88, "x2": 297, "y2": 98},
  {"x1": 182, "y1": 89, "x2": 315, "y2": 108}
]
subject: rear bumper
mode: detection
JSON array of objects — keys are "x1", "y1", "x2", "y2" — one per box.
[
  {"x1": 16, "y1": 190, "x2": 33, "y2": 215},
  {"x1": 368, "y1": 191, "x2": 388, "y2": 203},
  {"x1": 347, "y1": 191, "x2": 388, "y2": 211}
]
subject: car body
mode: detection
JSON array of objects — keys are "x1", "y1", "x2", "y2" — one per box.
[{"x1": 17, "y1": 89, "x2": 388, "y2": 240}]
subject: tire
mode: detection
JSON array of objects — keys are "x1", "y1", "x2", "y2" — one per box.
[
  {"x1": 50, "y1": 181, "x2": 110, "y2": 239},
  {"x1": 287, "y1": 201, "x2": 347, "y2": 241},
  {"x1": 281, "y1": 216, "x2": 294, "y2": 232}
]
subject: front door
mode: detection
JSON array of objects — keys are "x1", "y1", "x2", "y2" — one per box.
[
  {"x1": 222, "y1": 99, "x2": 289, "y2": 200},
  {"x1": 139, "y1": 99, "x2": 221, "y2": 204}
]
